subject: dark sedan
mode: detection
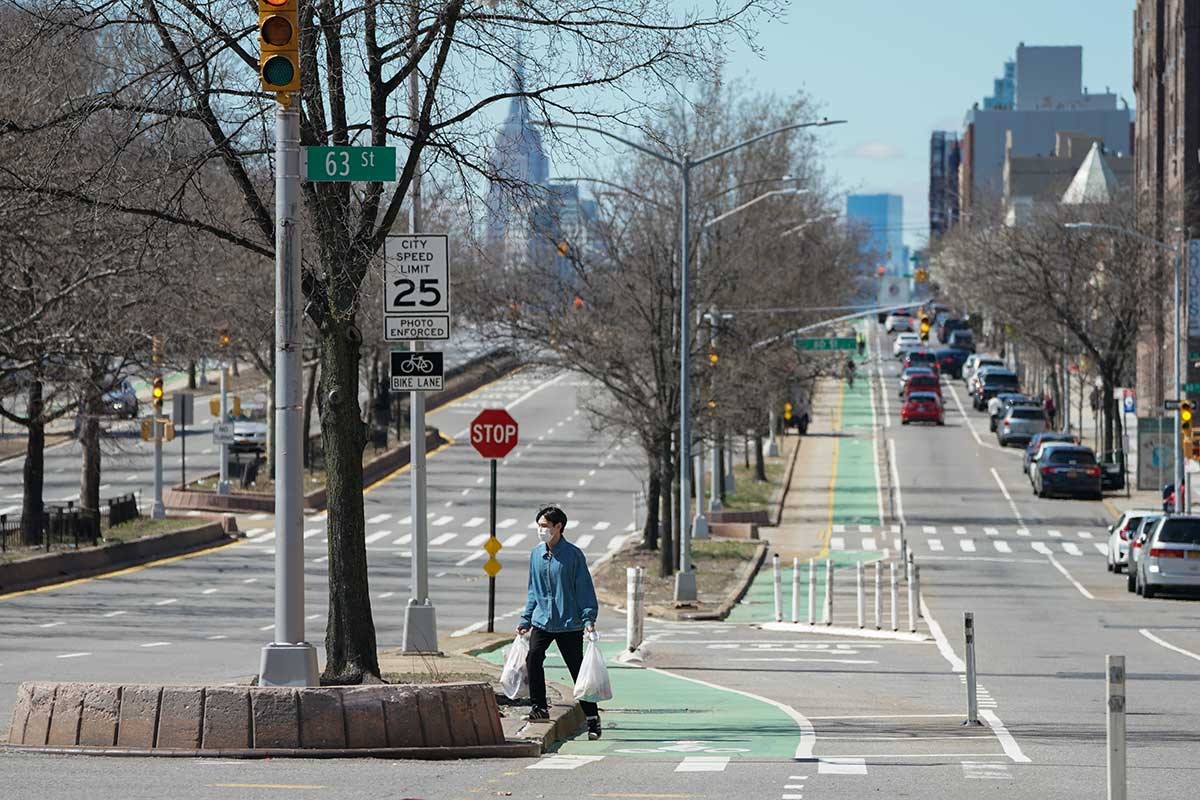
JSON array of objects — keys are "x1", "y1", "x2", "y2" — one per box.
[
  {"x1": 933, "y1": 348, "x2": 969, "y2": 379},
  {"x1": 1023, "y1": 432, "x2": 1078, "y2": 474},
  {"x1": 1031, "y1": 444, "x2": 1102, "y2": 500}
]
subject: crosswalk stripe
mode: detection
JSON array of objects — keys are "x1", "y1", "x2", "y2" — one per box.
[
  {"x1": 1016, "y1": 528, "x2": 1031, "y2": 537},
  {"x1": 608, "y1": 535, "x2": 628, "y2": 551},
  {"x1": 503, "y1": 534, "x2": 527, "y2": 547},
  {"x1": 464, "y1": 517, "x2": 485, "y2": 528},
  {"x1": 250, "y1": 512, "x2": 270, "y2": 521},
  {"x1": 398, "y1": 515, "x2": 412, "y2": 524},
  {"x1": 593, "y1": 521, "x2": 611, "y2": 531},
  {"x1": 952, "y1": 526, "x2": 967, "y2": 534},
  {"x1": 498, "y1": 518, "x2": 517, "y2": 529},
  {"x1": 862, "y1": 536, "x2": 877, "y2": 550},
  {"x1": 433, "y1": 515, "x2": 454, "y2": 526},
  {"x1": 1047, "y1": 529, "x2": 1062, "y2": 538},
  {"x1": 430, "y1": 533, "x2": 457, "y2": 546},
  {"x1": 676, "y1": 756, "x2": 729, "y2": 772},
  {"x1": 527, "y1": 754, "x2": 605, "y2": 770},
  {"x1": 303, "y1": 528, "x2": 322, "y2": 539},
  {"x1": 960, "y1": 539, "x2": 976, "y2": 553},
  {"x1": 833, "y1": 524, "x2": 846, "y2": 533},
  {"x1": 367, "y1": 513, "x2": 391, "y2": 524},
  {"x1": 1077, "y1": 531, "x2": 1093, "y2": 539},
  {"x1": 922, "y1": 525, "x2": 936, "y2": 534},
  {"x1": 831, "y1": 537, "x2": 846, "y2": 550},
  {"x1": 364, "y1": 530, "x2": 392, "y2": 545},
  {"x1": 994, "y1": 541, "x2": 1011, "y2": 553},
  {"x1": 1032, "y1": 542, "x2": 1052, "y2": 555},
  {"x1": 983, "y1": 527, "x2": 999, "y2": 536},
  {"x1": 928, "y1": 538, "x2": 944, "y2": 552},
  {"x1": 392, "y1": 533, "x2": 412, "y2": 545},
  {"x1": 857, "y1": 524, "x2": 872, "y2": 533},
  {"x1": 818, "y1": 758, "x2": 867, "y2": 775},
  {"x1": 467, "y1": 534, "x2": 489, "y2": 547},
  {"x1": 1094, "y1": 543, "x2": 1108, "y2": 555},
  {"x1": 1062, "y1": 542, "x2": 1082, "y2": 556},
  {"x1": 248, "y1": 530, "x2": 275, "y2": 543},
  {"x1": 575, "y1": 534, "x2": 595, "y2": 549}
]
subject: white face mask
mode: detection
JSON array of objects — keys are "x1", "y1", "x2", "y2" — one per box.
[{"x1": 537, "y1": 528, "x2": 552, "y2": 543}]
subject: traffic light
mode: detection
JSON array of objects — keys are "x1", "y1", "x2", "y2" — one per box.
[
  {"x1": 1182, "y1": 400, "x2": 1194, "y2": 450},
  {"x1": 152, "y1": 376, "x2": 164, "y2": 413},
  {"x1": 708, "y1": 348, "x2": 719, "y2": 366},
  {"x1": 258, "y1": 0, "x2": 300, "y2": 94},
  {"x1": 217, "y1": 327, "x2": 231, "y2": 349},
  {"x1": 919, "y1": 316, "x2": 932, "y2": 342},
  {"x1": 914, "y1": 268, "x2": 929, "y2": 284},
  {"x1": 783, "y1": 402, "x2": 793, "y2": 421}
]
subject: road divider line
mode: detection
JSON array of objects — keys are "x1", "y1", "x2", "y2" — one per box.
[
  {"x1": 989, "y1": 467, "x2": 1025, "y2": 526},
  {"x1": 56, "y1": 652, "x2": 91, "y2": 659},
  {"x1": 887, "y1": 439, "x2": 905, "y2": 527},
  {"x1": 867, "y1": 345, "x2": 886, "y2": 524},
  {"x1": 1044, "y1": 552, "x2": 1094, "y2": 600},
  {"x1": 1139, "y1": 629, "x2": 1200, "y2": 662},
  {"x1": 979, "y1": 709, "x2": 1031, "y2": 763}
]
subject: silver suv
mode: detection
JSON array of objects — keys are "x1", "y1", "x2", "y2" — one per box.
[
  {"x1": 996, "y1": 406, "x2": 1046, "y2": 447},
  {"x1": 1135, "y1": 515, "x2": 1200, "y2": 598}
]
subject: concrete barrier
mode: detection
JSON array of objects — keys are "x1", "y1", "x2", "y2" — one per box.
[
  {"x1": 0, "y1": 521, "x2": 229, "y2": 595},
  {"x1": 707, "y1": 522, "x2": 760, "y2": 540},
  {"x1": 7, "y1": 681, "x2": 522, "y2": 758}
]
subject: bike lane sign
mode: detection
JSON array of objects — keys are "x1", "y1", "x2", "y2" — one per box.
[
  {"x1": 384, "y1": 234, "x2": 450, "y2": 341},
  {"x1": 390, "y1": 350, "x2": 443, "y2": 391}
]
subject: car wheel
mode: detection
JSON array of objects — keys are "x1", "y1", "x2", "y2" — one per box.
[
  {"x1": 937, "y1": 420, "x2": 945, "y2": 426},
  {"x1": 1143, "y1": 581, "x2": 1156, "y2": 599},
  {"x1": 1127, "y1": 571, "x2": 1136, "y2": 592},
  {"x1": 1106, "y1": 556, "x2": 1113, "y2": 573},
  {"x1": 901, "y1": 419, "x2": 909, "y2": 425},
  {"x1": 1114, "y1": 562, "x2": 1123, "y2": 574}
]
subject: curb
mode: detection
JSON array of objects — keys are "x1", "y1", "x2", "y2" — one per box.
[
  {"x1": 769, "y1": 434, "x2": 804, "y2": 528},
  {"x1": 756, "y1": 621, "x2": 930, "y2": 642},
  {"x1": 2, "y1": 742, "x2": 539, "y2": 759}
]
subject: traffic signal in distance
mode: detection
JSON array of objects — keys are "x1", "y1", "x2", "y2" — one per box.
[
  {"x1": 259, "y1": 0, "x2": 300, "y2": 94},
  {"x1": 708, "y1": 349, "x2": 719, "y2": 366},
  {"x1": 152, "y1": 376, "x2": 164, "y2": 411},
  {"x1": 217, "y1": 327, "x2": 231, "y2": 349},
  {"x1": 784, "y1": 402, "x2": 793, "y2": 421},
  {"x1": 919, "y1": 317, "x2": 931, "y2": 341},
  {"x1": 1182, "y1": 400, "x2": 1194, "y2": 447}
]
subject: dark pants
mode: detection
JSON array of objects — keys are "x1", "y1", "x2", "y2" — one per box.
[{"x1": 526, "y1": 627, "x2": 598, "y2": 717}]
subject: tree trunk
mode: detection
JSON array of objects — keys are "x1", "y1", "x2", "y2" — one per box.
[
  {"x1": 21, "y1": 381, "x2": 45, "y2": 546},
  {"x1": 231, "y1": 357, "x2": 240, "y2": 377},
  {"x1": 743, "y1": 433, "x2": 750, "y2": 469},
  {"x1": 303, "y1": 360, "x2": 319, "y2": 468},
  {"x1": 754, "y1": 433, "x2": 766, "y2": 482},
  {"x1": 716, "y1": 436, "x2": 726, "y2": 502},
  {"x1": 658, "y1": 437, "x2": 673, "y2": 579},
  {"x1": 319, "y1": 319, "x2": 380, "y2": 684},
  {"x1": 187, "y1": 360, "x2": 197, "y2": 390},
  {"x1": 641, "y1": 451, "x2": 660, "y2": 550},
  {"x1": 79, "y1": 386, "x2": 102, "y2": 530}
]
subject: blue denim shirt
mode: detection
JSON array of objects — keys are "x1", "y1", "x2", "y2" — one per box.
[{"x1": 519, "y1": 538, "x2": 598, "y2": 633}]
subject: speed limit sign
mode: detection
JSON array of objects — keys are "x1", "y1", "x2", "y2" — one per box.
[{"x1": 383, "y1": 234, "x2": 450, "y2": 341}]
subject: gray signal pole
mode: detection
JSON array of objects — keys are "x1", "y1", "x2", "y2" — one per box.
[
  {"x1": 217, "y1": 367, "x2": 230, "y2": 495},
  {"x1": 259, "y1": 99, "x2": 318, "y2": 686},
  {"x1": 402, "y1": 9, "x2": 438, "y2": 652}
]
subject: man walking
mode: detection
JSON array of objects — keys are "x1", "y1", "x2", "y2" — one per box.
[{"x1": 517, "y1": 505, "x2": 603, "y2": 740}]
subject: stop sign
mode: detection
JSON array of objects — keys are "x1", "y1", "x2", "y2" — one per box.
[{"x1": 470, "y1": 409, "x2": 519, "y2": 459}]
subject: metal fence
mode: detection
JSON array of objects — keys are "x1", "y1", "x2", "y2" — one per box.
[{"x1": 0, "y1": 492, "x2": 140, "y2": 553}]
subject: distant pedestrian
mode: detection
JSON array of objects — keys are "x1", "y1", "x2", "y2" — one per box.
[
  {"x1": 1044, "y1": 393, "x2": 1057, "y2": 429},
  {"x1": 856, "y1": 331, "x2": 866, "y2": 356},
  {"x1": 517, "y1": 505, "x2": 602, "y2": 740}
]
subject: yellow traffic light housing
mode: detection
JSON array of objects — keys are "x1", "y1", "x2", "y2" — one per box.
[
  {"x1": 783, "y1": 402, "x2": 793, "y2": 421},
  {"x1": 1182, "y1": 400, "x2": 1194, "y2": 448},
  {"x1": 919, "y1": 317, "x2": 932, "y2": 341},
  {"x1": 152, "y1": 376, "x2": 164, "y2": 412},
  {"x1": 217, "y1": 327, "x2": 231, "y2": 349},
  {"x1": 259, "y1": 0, "x2": 300, "y2": 94},
  {"x1": 708, "y1": 350, "x2": 719, "y2": 366}
]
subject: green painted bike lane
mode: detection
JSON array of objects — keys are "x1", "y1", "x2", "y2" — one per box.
[{"x1": 481, "y1": 641, "x2": 807, "y2": 759}]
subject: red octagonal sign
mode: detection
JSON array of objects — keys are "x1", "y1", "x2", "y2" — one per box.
[{"x1": 470, "y1": 409, "x2": 519, "y2": 459}]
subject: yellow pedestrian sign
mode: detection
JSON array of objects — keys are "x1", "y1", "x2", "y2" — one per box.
[{"x1": 483, "y1": 557, "x2": 502, "y2": 577}]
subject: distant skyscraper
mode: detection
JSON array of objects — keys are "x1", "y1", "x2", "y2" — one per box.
[
  {"x1": 929, "y1": 132, "x2": 961, "y2": 238},
  {"x1": 846, "y1": 194, "x2": 904, "y2": 276},
  {"x1": 485, "y1": 61, "x2": 550, "y2": 256},
  {"x1": 983, "y1": 59, "x2": 1015, "y2": 110}
]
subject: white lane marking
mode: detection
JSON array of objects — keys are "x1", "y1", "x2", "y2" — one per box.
[
  {"x1": 140, "y1": 642, "x2": 171, "y2": 648},
  {"x1": 244, "y1": 528, "x2": 265, "y2": 536},
  {"x1": 467, "y1": 534, "x2": 489, "y2": 547},
  {"x1": 367, "y1": 513, "x2": 391, "y2": 524},
  {"x1": 833, "y1": 524, "x2": 846, "y2": 533},
  {"x1": 867, "y1": 355, "x2": 886, "y2": 524},
  {"x1": 206, "y1": 635, "x2": 228, "y2": 640},
  {"x1": 952, "y1": 526, "x2": 967, "y2": 534},
  {"x1": 858, "y1": 524, "x2": 872, "y2": 533},
  {"x1": 989, "y1": 467, "x2": 1025, "y2": 525},
  {"x1": 258, "y1": 624, "x2": 275, "y2": 631},
  {"x1": 461, "y1": 488, "x2": 470, "y2": 495},
  {"x1": 1062, "y1": 542, "x2": 1083, "y2": 557},
  {"x1": 432, "y1": 515, "x2": 454, "y2": 526},
  {"x1": 922, "y1": 525, "x2": 936, "y2": 534},
  {"x1": 39, "y1": 621, "x2": 65, "y2": 628},
  {"x1": 242, "y1": 578, "x2": 258, "y2": 584},
  {"x1": 588, "y1": 469, "x2": 597, "y2": 477},
  {"x1": 959, "y1": 539, "x2": 976, "y2": 553},
  {"x1": 0, "y1": 505, "x2": 17, "y2": 515},
  {"x1": 575, "y1": 534, "x2": 595, "y2": 549},
  {"x1": 593, "y1": 521, "x2": 611, "y2": 531},
  {"x1": 313, "y1": 556, "x2": 328, "y2": 563},
  {"x1": 1094, "y1": 543, "x2": 1108, "y2": 555},
  {"x1": 102, "y1": 611, "x2": 126, "y2": 618},
  {"x1": 979, "y1": 710, "x2": 1031, "y2": 763},
  {"x1": 378, "y1": 592, "x2": 394, "y2": 600},
  {"x1": 818, "y1": 757, "x2": 867, "y2": 775},
  {"x1": 1016, "y1": 528, "x2": 1031, "y2": 537},
  {"x1": 503, "y1": 533, "x2": 527, "y2": 547},
  {"x1": 393, "y1": 534, "x2": 412, "y2": 545},
  {"x1": 248, "y1": 530, "x2": 276, "y2": 543},
  {"x1": 1077, "y1": 531, "x2": 1093, "y2": 539},
  {"x1": 306, "y1": 614, "x2": 321, "y2": 620},
  {"x1": 1047, "y1": 529, "x2": 1063, "y2": 538},
  {"x1": 430, "y1": 532, "x2": 457, "y2": 546},
  {"x1": 398, "y1": 515, "x2": 412, "y2": 524},
  {"x1": 498, "y1": 518, "x2": 517, "y2": 529},
  {"x1": 364, "y1": 530, "x2": 392, "y2": 545},
  {"x1": 202, "y1": 588, "x2": 219, "y2": 595},
  {"x1": 1139, "y1": 629, "x2": 1200, "y2": 663},
  {"x1": 57, "y1": 652, "x2": 91, "y2": 659},
  {"x1": 920, "y1": 597, "x2": 965, "y2": 673},
  {"x1": 831, "y1": 537, "x2": 846, "y2": 550},
  {"x1": 983, "y1": 527, "x2": 999, "y2": 537},
  {"x1": 525, "y1": 754, "x2": 606, "y2": 770},
  {"x1": 608, "y1": 535, "x2": 628, "y2": 550},
  {"x1": 862, "y1": 537, "x2": 877, "y2": 550},
  {"x1": 994, "y1": 541, "x2": 1011, "y2": 554},
  {"x1": 303, "y1": 528, "x2": 322, "y2": 539},
  {"x1": 154, "y1": 598, "x2": 178, "y2": 606},
  {"x1": 963, "y1": 761, "x2": 1012, "y2": 780},
  {"x1": 250, "y1": 513, "x2": 270, "y2": 521},
  {"x1": 675, "y1": 756, "x2": 729, "y2": 772},
  {"x1": 886, "y1": 438, "x2": 906, "y2": 528},
  {"x1": 928, "y1": 539, "x2": 944, "y2": 552},
  {"x1": 455, "y1": 551, "x2": 484, "y2": 567},
  {"x1": 566, "y1": 490, "x2": 576, "y2": 499},
  {"x1": 464, "y1": 517, "x2": 485, "y2": 528},
  {"x1": 1032, "y1": 542, "x2": 1052, "y2": 555},
  {"x1": 1045, "y1": 552, "x2": 1095, "y2": 599},
  {"x1": 476, "y1": 477, "x2": 485, "y2": 484}
]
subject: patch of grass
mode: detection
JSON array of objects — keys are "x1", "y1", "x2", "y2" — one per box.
[
  {"x1": 383, "y1": 672, "x2": 496, "y2": 685},
  {"x1": 719, "y1": 457, "x2": 785, "y2": 511},
  {"x1": 593, "y1": 538, "x2": 760, "y2": 609},
  {"x1": 101, "y1": 516, "x2": 205, "y2": 543},
  {"x1": 693, "y1": 539, "x2": 758, "y2": 560}
]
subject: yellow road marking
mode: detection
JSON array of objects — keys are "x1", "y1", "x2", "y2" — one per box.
[{"x1": 208, "y1": 784, "x2": 325, "y2": 790}]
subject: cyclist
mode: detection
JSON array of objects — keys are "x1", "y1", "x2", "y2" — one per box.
[
  {"x1": 845, "y1": 357, "x2": 856, "y2": 388},
  {"x1": 856, "y1": 331, "x2": 866, "y2": 355}
]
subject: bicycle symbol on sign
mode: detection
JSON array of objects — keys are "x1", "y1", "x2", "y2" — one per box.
[
  {"x1": 400, "y1": 355, "x2": 435, "y2": 374},
  {"x1": 614, "y1": 740, "x2": 751, "y2": 755}
]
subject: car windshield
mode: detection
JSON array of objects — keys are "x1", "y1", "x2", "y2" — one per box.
[
  {"x1": 1157, "y1": 519, "x2": 1200, "y2": 545},
  {"x1": 1045, "y1": 449, "x2": 1096, "y2": 466},
  {"x1": 235, "y1": 406, "x2": 268, "y2": 422},
  {"x1": 983, "y1": 375, "x2": 1018, "y2": 387},
  {"x1": 1010, "y1": 409, "x2": 1043, "y2": 420}
]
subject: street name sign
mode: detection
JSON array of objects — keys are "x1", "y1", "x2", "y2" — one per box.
[
  {"x1": 1184, "y1": 383, "x2": 1200, "y2": 394},
  {"x1": 384, "y1": 234, "x2": 450, "y2": 341},
  {"x1": 304, "y1": 146, "x2": 396, "y2": 182},
  {"x1": 470, "y1": 409, "x2": 518, "y2": 459},
  {"x1": 390, "y1": 350, "x2": 444, "y2": 392},
  {"x1": 794, "y1": 336, "x2": 857, "y2": 352}
]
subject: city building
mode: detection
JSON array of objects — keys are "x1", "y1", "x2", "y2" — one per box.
[
  {"x1": 1003, "y1": 131, "x2": 1132, "y2": 225},
  {"x1": 983, "y1": 59, "x2": 1015, "y2": 110},
  {"x1": 958, "y1": 44, "x2": 1134, "y2": 221},
  {"x1": 1133, "y1": 0, "x2": 1200, "y2": 409},
  {"x1": 846, "y1": 193, "x2": 905, "y2": 277},
  {"x1": 929, "y1": 131, "x2": 961, "y2": 238}
]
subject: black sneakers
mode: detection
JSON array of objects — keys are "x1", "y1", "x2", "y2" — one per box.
[
  {"x1": 586, "y1": 716, "x2": 602, "y2": 740},
  {"x1": 524, "y1": 706, "x2": 550, "y2": 722}
]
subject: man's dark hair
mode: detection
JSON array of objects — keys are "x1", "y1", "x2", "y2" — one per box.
[{"x1": 535, "y1": 505, "x2": 568, "y2": 531}]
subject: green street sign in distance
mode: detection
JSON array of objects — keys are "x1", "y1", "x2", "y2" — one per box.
[
  {"x1": 794, "y1": 337, "x2": 857, "y2": 351},
  {"x1": 306, "y1": 146, "x2": 396, "y2": 182},
  {"x1": 1183, "y1": 383, "x2": 1200, "y2": 393}
]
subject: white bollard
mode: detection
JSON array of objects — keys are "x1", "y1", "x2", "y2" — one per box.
[
  {"x1": 906, "y1": 560, "x2": 917, "y2": 632},
  {"x1": 625, "y1": 567, "x2": 645, "y2": 653},
  {"x1": 874, "y1": 560, "x2": 881, "y2": 630},
  {"x1": 964, "y1": 612, "x2": 981, "y2": 726},
  {"x1": 899, "y1": 523, "x2": 907, "y2": 572},
  {"x1": 1106, "y1": 654, "x2": 1126, "y2": 800},
  {"x1": 889, "y1": 561, "x2": 898, "y2": 632},
  {"x1": 823, "y1": 559, "x2": 834, "y2": 626},
  {"x1": 913, "y1": 564, "x2": 922, "y2": 618},
  {"x1": 856, "y1": 561, "x2": 865, "y2": 629},
  {"x1": 807, "y1": 558, "x2": 816, "y2": 625},
  {"x1": 791, "y1": 556, "x2": 800, "y2": 624},
  {"x1": 772, "y1": 554, "x2": 782, "y2": 623}
]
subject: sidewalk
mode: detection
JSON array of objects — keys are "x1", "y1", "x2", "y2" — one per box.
[{"x1": 1070, "y1": 387, "x2": 1163, "y2": 518}]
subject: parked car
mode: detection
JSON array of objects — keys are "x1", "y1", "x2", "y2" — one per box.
[
  {"x1": 962, "y1": 355, "x2": 1004, "y2": 385},
  {"x1": 96, "y1": 379, "x2": 139, "y2": 420},
  {"x1": 900, "y1": 391, "x2": 944, "y2": 425},
  {"x1": 904, "y1": 350, "x2": 940, "y2": 373},
  {"x1": 938, "y1": 318, "x2": 970, "y2": 344},
  {"x1": 1023, "y1": 432, "x2": 1078, "y2": 473},
  {"x1": 1030, "y1": 444, "x2": 1102, "y2": 499},
  {"x1": 933, "y1": 348, "x2": 970, "y2": 379},
  {"x1": 903, "y1": 374, "x2": 942, "y2": 400},
  {"x1": 996, "y1": 405, "x2": 1047, "y2": 447},
  {"x1": 1106, "y1": 510, "x2": 1158, "y2": 574},
  {"x1": 893, "y1": 333, "x2": 922, "y2": 358},
  {"x1": 947, "y1": 329, "x2": 976, "y2": 353},
  {"x1": 987, "y1": 393, "x2": 1035, "y2": 431},
  {"x1": 1128, "y1": 516, "x2": 1163, "y2": 591},
  {"x1": 1134, "y1": 515, "x2": 1200, "y2": 598},
  {"x1": 230, "y1": 402, "x2": 268, "y2": 453},
  {"x1": 885, "y1": 311, "x2": 914, "y2": 333},
  {"x1": 973, "y1": 369, "x2": 1020, "y2": 410}
]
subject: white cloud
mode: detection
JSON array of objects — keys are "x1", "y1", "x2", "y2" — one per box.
[{"x1": 841, "y1": 141, "x2": 905, "y2": 160}]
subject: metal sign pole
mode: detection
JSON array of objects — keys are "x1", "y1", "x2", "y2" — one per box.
[
  {"x1": 487, "y1": 458, "x2": 498, "y2": 633},
  {"x1": 151, "y1": 423, "x2": 165, "y2": 519},
  {"x1": 217, "y1": 367, "x2": 230, "y2": 495}
]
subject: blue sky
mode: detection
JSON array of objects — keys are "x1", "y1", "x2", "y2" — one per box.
[{"x1": 708, "y1": 0, "x2": 1137, "y2": 249}]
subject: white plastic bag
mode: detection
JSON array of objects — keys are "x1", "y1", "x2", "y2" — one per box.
[
  {"x1": 573, "y1": 636, "x2": 614, "y2": 703},
  {"x1": 499, "y1": 634, "x2": 530, "y2": 700}
]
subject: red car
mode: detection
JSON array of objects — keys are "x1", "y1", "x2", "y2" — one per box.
[
  {"x1": 902, "y1": 392, "x2": 944, "y2": 425},
  {"x1": 903, "y1": 374, "x2": 942, "y2": 399},
  {"x1": 904, "y1": 351, "x2": 941, "y2": 374}
]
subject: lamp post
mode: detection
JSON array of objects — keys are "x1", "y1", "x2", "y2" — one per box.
[
  {"x1": 537, "y1": 119, "x2": 846, "y2": 602},
  {"x1": 1064, "y1": 222, "x2": 1183, "y2": 512}
]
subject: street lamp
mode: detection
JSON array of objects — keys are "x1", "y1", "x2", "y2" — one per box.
[
  {"x1": 537, "y1": 118, "x2": 847, "y2": 602},
  {"x1": 1064, "y1": 221, "x2": 1183, "y2": 511}
]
